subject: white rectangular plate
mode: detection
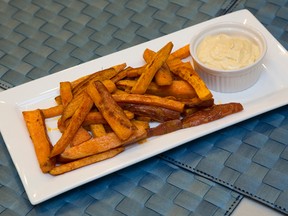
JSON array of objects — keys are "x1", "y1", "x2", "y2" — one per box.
[{"x1": 0, "y1": 9, "x2": 288, "y2": 205}]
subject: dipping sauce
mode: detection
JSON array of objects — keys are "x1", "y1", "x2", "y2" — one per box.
[{"x1": 196, "y1": 34, "x2": 260, "y2": 70}]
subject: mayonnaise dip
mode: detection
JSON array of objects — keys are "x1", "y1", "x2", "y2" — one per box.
[{"x1": 196, "y1": 34, "x2": 260, "y2": 70}]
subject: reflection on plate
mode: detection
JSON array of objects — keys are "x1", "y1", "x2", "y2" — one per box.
[{"x1": 0, "y1": 9, "x2": 287, "y2": 204}]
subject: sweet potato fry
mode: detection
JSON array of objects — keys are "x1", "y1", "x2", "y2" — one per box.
[
  {"x1": 87, "y1": 81, "x2": 135, "y2": 140},
  {"x1": 41, "y1": 105, "x2": 64, "y2": 118},
  {"x1": 22, "y1": 109, "x2": 56, "y2": 173},
  {"x1": 143, "y1": 48, "x2": 173, "y2": 86},
  {"x1": 117, "y1": 80, "x2": 197, "y2": 99},
  {"x1": 182, "y1": 102, "x2": 244, "y2": 128},
  {"x1": 171, "y1": 44, "x2": 190, "y2": 59},
  {"x1": 70, "y1": 127, "x2": 92, "y2": 147},
  {"x1": 60, "y1": 81, "x2": 73, "y2": 107},
  {"x1": 82, "y1": 110, "x2": 134, "y2": 126},
  {"x1": 172, "y1": 65, "x2": 212, "y2": 101},
  {"x1": 177, "y1": 97, "x2": 214, "y2": 108},
  {"x1": 131, "y1": 42, "x2": 173, "y2": 94},
  {"x1": 110, "y1": 67, "x2": 131, "y2": 83},
  {"x1": 90, "y1": 124, "x2": 107, "y2": 138},
  {"x1": 119, "y1": 103, "x2": 181, "y2": 122},
  {"x1": 126, "y1": 66, "x2": 145, "y2": 77},
  {"x1": 50, "y1": 147, "x2": 124, "y2": 175},
  {"x1": 102, "y1": 79, "x2": 117, "y2": 93},
  {"x1": 50, "y1": 92, "x2": 94, "y2": 157},
  {"x1": 147, "y1": 119, "x2": 182, "y2": 137},
  {"x1": 72, "y1": 63, "x2": 126, "y2": 96},
  {"x1": 112, "y1": 93, "x2": 185, "y2": 112},
  {"x1": 61, "y1": 125, "x2": 147, "y2": 160}
]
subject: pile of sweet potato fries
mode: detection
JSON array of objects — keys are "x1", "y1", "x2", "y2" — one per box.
[{"x1": 22, "y1": 41, "x2": 243, "y2": 175}]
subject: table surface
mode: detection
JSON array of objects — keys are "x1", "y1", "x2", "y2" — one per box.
[{"x1": 1, "y1": 0, "x2": 288, "y2": 215}]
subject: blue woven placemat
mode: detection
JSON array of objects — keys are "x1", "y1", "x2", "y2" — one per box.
[{"x1": 161, "y1": 105, "x2": 288, "y2": 215}]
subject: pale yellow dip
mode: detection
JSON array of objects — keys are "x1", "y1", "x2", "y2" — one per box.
[{"x1": 196, "y1": 34, "x2": 260, "y2": 70}]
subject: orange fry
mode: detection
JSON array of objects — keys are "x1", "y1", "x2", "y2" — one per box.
[
  {"x1": 87, "y1": 81, "x2": 135, "y2": 140},
  {"x1": 60, "y1": 81, "x2": 73, "y2": 107},
  {"x1": 171, "y1": 44, "x2": 190, "y2": 59},
  {"x1": 112, "y1": 93, "x2": 185, "y2": 112},
  {"x1": 50, "y1": 147, "x2": 124, "y2": 175},
  {"x1": 50, "y1": 92, "x2": 94, "y2": 157},
  {"x1": 143, "y1": 48, "x2": 173, "y2": 86},
  {"x1": 41, "y1": 105, "x2": 63, "y2": 118},
  {"x1": 131, "y1": 42, "x2": 173, "y2": 94},
  {"x1": 22, "y1": 109, "x2": 56, "y2": 173}
]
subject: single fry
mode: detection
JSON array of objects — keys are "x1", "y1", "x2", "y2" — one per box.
[
  {"x1": 102, "y1": 79, "x2": 117, "y2": 93},
  {"x1": 143, "y1": 48, "x2": 173, "y2": 86},
  {"x1": 182, "y1": 103, "x2": 244, "y2": 128},
  {"x1": 50, "y1": 147, "x2": 124, "y2": 175},
  {"x1": 117, "y1": 80, "x2": 197, "y2": 99},
  {"x1": 58, "y1": 92, "x2": 85, "y2": 132},
  {"x1": 50, "y1": 92, "x2": 94, "y2": 157},
  {"x1": 72, "y1": 63, "x2": 126, "y2": 96},
  {"x1": 120, "y1": 103, "x2": 181, "y2": 123},
  {"x1": 70, "y1": 127, "x2": 92, "y2": 147},
  {"x1": 61, "y1": 124, "x2": 147, "y2": 160},
  {"x1": 82, "y1": 110, "x2": 135, "y2": 126},
  {"x1": 131, "y1": 42, "x2": 173, "y2": 94},
  {"x1": 147, "y1": 119, "x2": 182, "y2": 137},
  {"x1": 22, "y1": 109, "x2": 56, "y2": 173},
  {"x1": 169, "y1": 60, "x2": 212, "y2": 101},
  {"x1": 60, "y1": 81, "x2": 73, "y2": 107},
  {"x1": 90, "y1": 124, "x2": 107, "y2": 138},
  {"x1": 171, "y1": 44, "x2": 190, "y2": 59},
  {"x1": 112, "y1": 93, "x2": 185, "y2": 112},
  {"x1": 87, "y1": 81, "x2": 135, "y2": 140},
  {"x1": 41, "y1": 105, "x2": 63, "y2": 118}
]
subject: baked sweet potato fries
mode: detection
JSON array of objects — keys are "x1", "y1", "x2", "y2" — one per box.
[{"x1": 22, "y1": 42, "x2": 243, "y2": 175}]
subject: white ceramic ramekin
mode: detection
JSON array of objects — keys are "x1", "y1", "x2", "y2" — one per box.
[{"x1": 189, "y1": 22, "x2": 267, "y2": 93}]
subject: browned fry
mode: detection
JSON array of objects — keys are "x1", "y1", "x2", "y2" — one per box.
[
  {"x1": 60, "y1": 81, "x2": 73, "y2": 107},
  {"x1": 171, "y1": 44, "x2": 190, "y2": 59},
  {"x1": 54, "y1": 95, "x2": 62, "y2": 105},
  {"x1": 58, "y1": 92, "x2": 85, "y2": 132},
  {"x1": 182, "y1": 102, "x2": 244, "y2": 128},
  {"x1": 112, "y1": 93, "x2": 185, "y2": 112},
  {"x1": 72, "y1": 63, "x2": 126, "y2": 96},
  {"x1": 50, "y1": 92, "x2": 94, "y2": 157},
  {"x1": 126, "y1": 66, "x2": 145, "y2": 77},
  {"x1": 119, "y1": 103, "x2": 181, "y2": 122},
  {"x1": 41, "y1": 105, "x2": 64, "y2": 118},
  {"x1": 82, "y1": 110, "x2": 134, "y2": 126},
  {"x1": 90, "y1": 124, "x2": 107, "y2": 138},
  {"x1": 177, "y1": 97, "x2": 214, "y2": 108},
  {"x1": 61, "y1": 125, "x2": 147, "y2": 160},
  {"x1": 172, "y1": 65, "x2": 212, "y2": 101},
  {"x1": 102, "y1": 79, "x2": 117, "y2": 93},
  {"x1": 70, "y1": 126, "x2": 92, "y2": 147},
  {"x1": 110, "y1": 67, "x2": 130, "y2": 83},
  {"x1": 22, "y1": 109, "x2": 56, "y2": 173},
  {"x1": 87, "y1": 81, "x2": 135, "y2": 140},
  {"x1": 50, "y1": 147, "x2": 124, "y2": 175},
  {"x1": 131, "y1": 42, "x2": 173, "y2": 94},
  {"x1": 131, "y1": 119, "x2": 150, "y2": 130},
  {"x1": 117, "y1": 80, "x2": 197, "y2": 99},
  {"x1": 183, "y1": 107, "x2": 200, "y2": 116},
  {"x1": 143, "y1": 48, "x2": 173, "y2": 86},
  {"x1": 147, "y1": 119, "x2": 182, "y2": 137}
]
